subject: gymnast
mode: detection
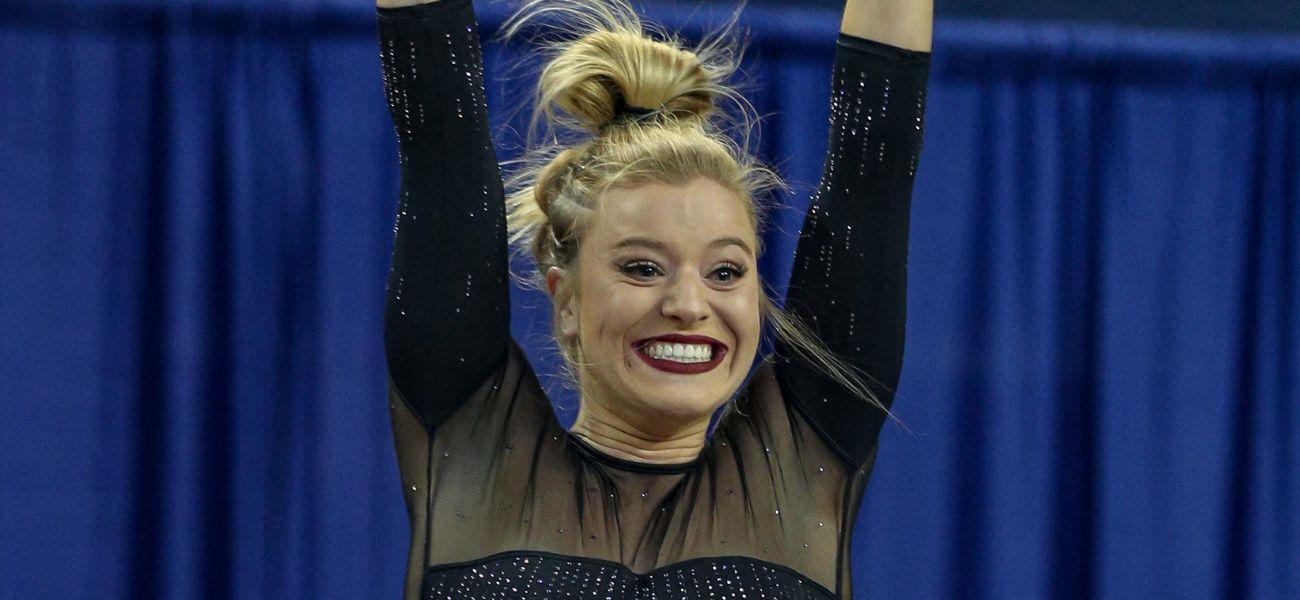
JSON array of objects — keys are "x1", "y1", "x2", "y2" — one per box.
[{"x1": 375, "y1": 0, "x2": 932, "y2": 596}]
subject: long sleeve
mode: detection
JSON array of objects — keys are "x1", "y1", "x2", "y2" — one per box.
[
  {"x1": 378, "y1": 0, "x2": 510, "y2": 432},
  {"x1": 774, "y1": 34, "x2": 931, "y2": 467}
]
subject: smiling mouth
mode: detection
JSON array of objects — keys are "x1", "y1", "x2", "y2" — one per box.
[{"x1": 631, "y1": 339, "x2": 727, "y2": 375}]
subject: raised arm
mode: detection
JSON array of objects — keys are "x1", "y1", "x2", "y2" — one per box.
[
  {"x1": 774, "y1": 0, "x2": 933, "y2": 467},
  {"x1": 378, "y1": 0, "x2": 511, "y2": 431}
]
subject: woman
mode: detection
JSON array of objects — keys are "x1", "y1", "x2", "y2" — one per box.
[{"x1": 376, "y1": 0, "x2": 931, "y2": 597}]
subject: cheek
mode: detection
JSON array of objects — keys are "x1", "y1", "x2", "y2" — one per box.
[
  {"x1": 721, "y1": 290, "x2": 761, "y2": 345},
  {"x1": 581, "y1": 282, "x2": 655, "y2": 345}
]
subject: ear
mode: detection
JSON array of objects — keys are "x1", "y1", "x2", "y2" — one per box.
[{"x1": 546, "y1": 266, "x2": 579, "y2": 339}]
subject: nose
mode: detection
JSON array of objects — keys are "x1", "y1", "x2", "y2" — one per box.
[{"x1": 660, "y1": 273, "x2": 710, "y2": 326}]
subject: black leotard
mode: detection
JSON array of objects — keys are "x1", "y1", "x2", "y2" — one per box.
[{"x1": 377, "y1": 0, "x2": 929, "y2": 597}]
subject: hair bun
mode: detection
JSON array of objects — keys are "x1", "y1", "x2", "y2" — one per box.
[
  {"x1": 541, "y1": 30, "x2": 715, "y2": 132},
  {"x1": 613, "y1": 97, "x2": 658, "y2": 118},
  {"x1": 497, "y1": 0, "x2": 741, "y2": 137}
]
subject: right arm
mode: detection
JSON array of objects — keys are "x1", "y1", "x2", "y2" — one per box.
[{"x1": 378, "y1": 0, "x2": 511, "y2": 431}]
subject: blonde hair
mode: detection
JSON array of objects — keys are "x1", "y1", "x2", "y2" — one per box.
[{"x1": 499, "y1": 0, "x2": 892, "y2": 418}]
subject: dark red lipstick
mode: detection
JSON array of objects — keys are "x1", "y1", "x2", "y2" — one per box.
[{"x1": 631, "y1": 334, "x2": 728, "y2": 375}]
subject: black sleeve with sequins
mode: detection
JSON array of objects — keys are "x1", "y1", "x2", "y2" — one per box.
[
  {"x1": 775, "y1": 34, "x2": 931, "y2": 467},
  {"x1": 378, "y1": 0, "x2": 511, "y2": 432}
]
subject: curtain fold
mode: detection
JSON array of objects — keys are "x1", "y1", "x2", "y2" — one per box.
[{"x1": 2, "y1": 1, "x2": 1296, "y2": 598}]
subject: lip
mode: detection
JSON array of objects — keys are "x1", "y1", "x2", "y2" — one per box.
[{"x1": 631, "y1": 334, "x2": 728, "y2": 375}]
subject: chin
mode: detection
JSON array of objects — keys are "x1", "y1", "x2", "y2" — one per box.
[
  {"x1": 632, "y1": 397, "x2": 723, "y2": 426},
  {"x1": 626, "y1": 377, "x2": 733, "y2": 418}
]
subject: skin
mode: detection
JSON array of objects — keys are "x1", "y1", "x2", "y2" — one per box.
[
  {"x1": 548, "y1": 178, "x2": 761, "y2": 464},
  {"x1": 375, "y1": 0, "x2": 433, "y2": 7},
  {"x1": 842, "y1": 0, "x2": 933, "y2": 52}
]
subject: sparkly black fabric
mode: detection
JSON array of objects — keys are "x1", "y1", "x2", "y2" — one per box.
[
  {"x1": 423, "y1": 552, "x2": 832, "y2": 599},
  {"x1": 377, "y1": 1, "x2": 929, "y2": 598}
]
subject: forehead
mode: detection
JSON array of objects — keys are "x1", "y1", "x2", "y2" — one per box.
[{"x1": 589, "y1": 178, "x2": 754, "y2": 252}]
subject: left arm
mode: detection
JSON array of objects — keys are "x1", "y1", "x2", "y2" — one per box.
[{"x1": 775, "y1": 0, "x2": 933, "y2": 467}]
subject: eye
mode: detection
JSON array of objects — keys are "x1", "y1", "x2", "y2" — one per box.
[
  {"x1": 710, "y1": 262, "x2": 748, "y2": 284},
  {"x1": 619, "y1": 260, "x2": 664, "y2": 280}
]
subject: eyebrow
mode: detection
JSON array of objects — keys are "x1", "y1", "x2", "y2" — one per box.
[{"x1": 611, "y1": 236, "x2": 754, "y2": 257}]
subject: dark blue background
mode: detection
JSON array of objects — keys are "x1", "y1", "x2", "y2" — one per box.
[
  {"x1": 819, "y1": 0, "x2": 1300, "y2": 35},
  {"x1": 2, "y1": 0, "x2": 1298, "y2": 598}
]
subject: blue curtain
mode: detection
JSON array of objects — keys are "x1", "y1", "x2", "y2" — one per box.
[{"x1": 2, "y1": 1, "x2": 1297, "y2": 598}]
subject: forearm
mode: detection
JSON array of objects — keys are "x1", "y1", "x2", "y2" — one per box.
[{"x1": 841, "y1": 0, "x2": 933, "y2": 52}]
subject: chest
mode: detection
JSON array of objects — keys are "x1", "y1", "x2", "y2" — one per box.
[{"x1": 421, "y1": 430, "x2": 846, "y2": 587}]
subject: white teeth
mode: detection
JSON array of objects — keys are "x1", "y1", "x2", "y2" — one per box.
[{"x1": 644, "y1": 341, "x2": 714, "y2": 363}]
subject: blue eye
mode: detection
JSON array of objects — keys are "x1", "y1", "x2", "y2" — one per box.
[
  {"x1": 712, "y1": 262, "x2": 747, "y2": 283},
  {"x1": 620, "y1": 261, "x2": 663, "y2": 279}
]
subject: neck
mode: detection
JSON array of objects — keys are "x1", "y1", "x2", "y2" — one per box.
[{"x1": 569, "y1": 402, "x2": 710, "y2": 465}]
